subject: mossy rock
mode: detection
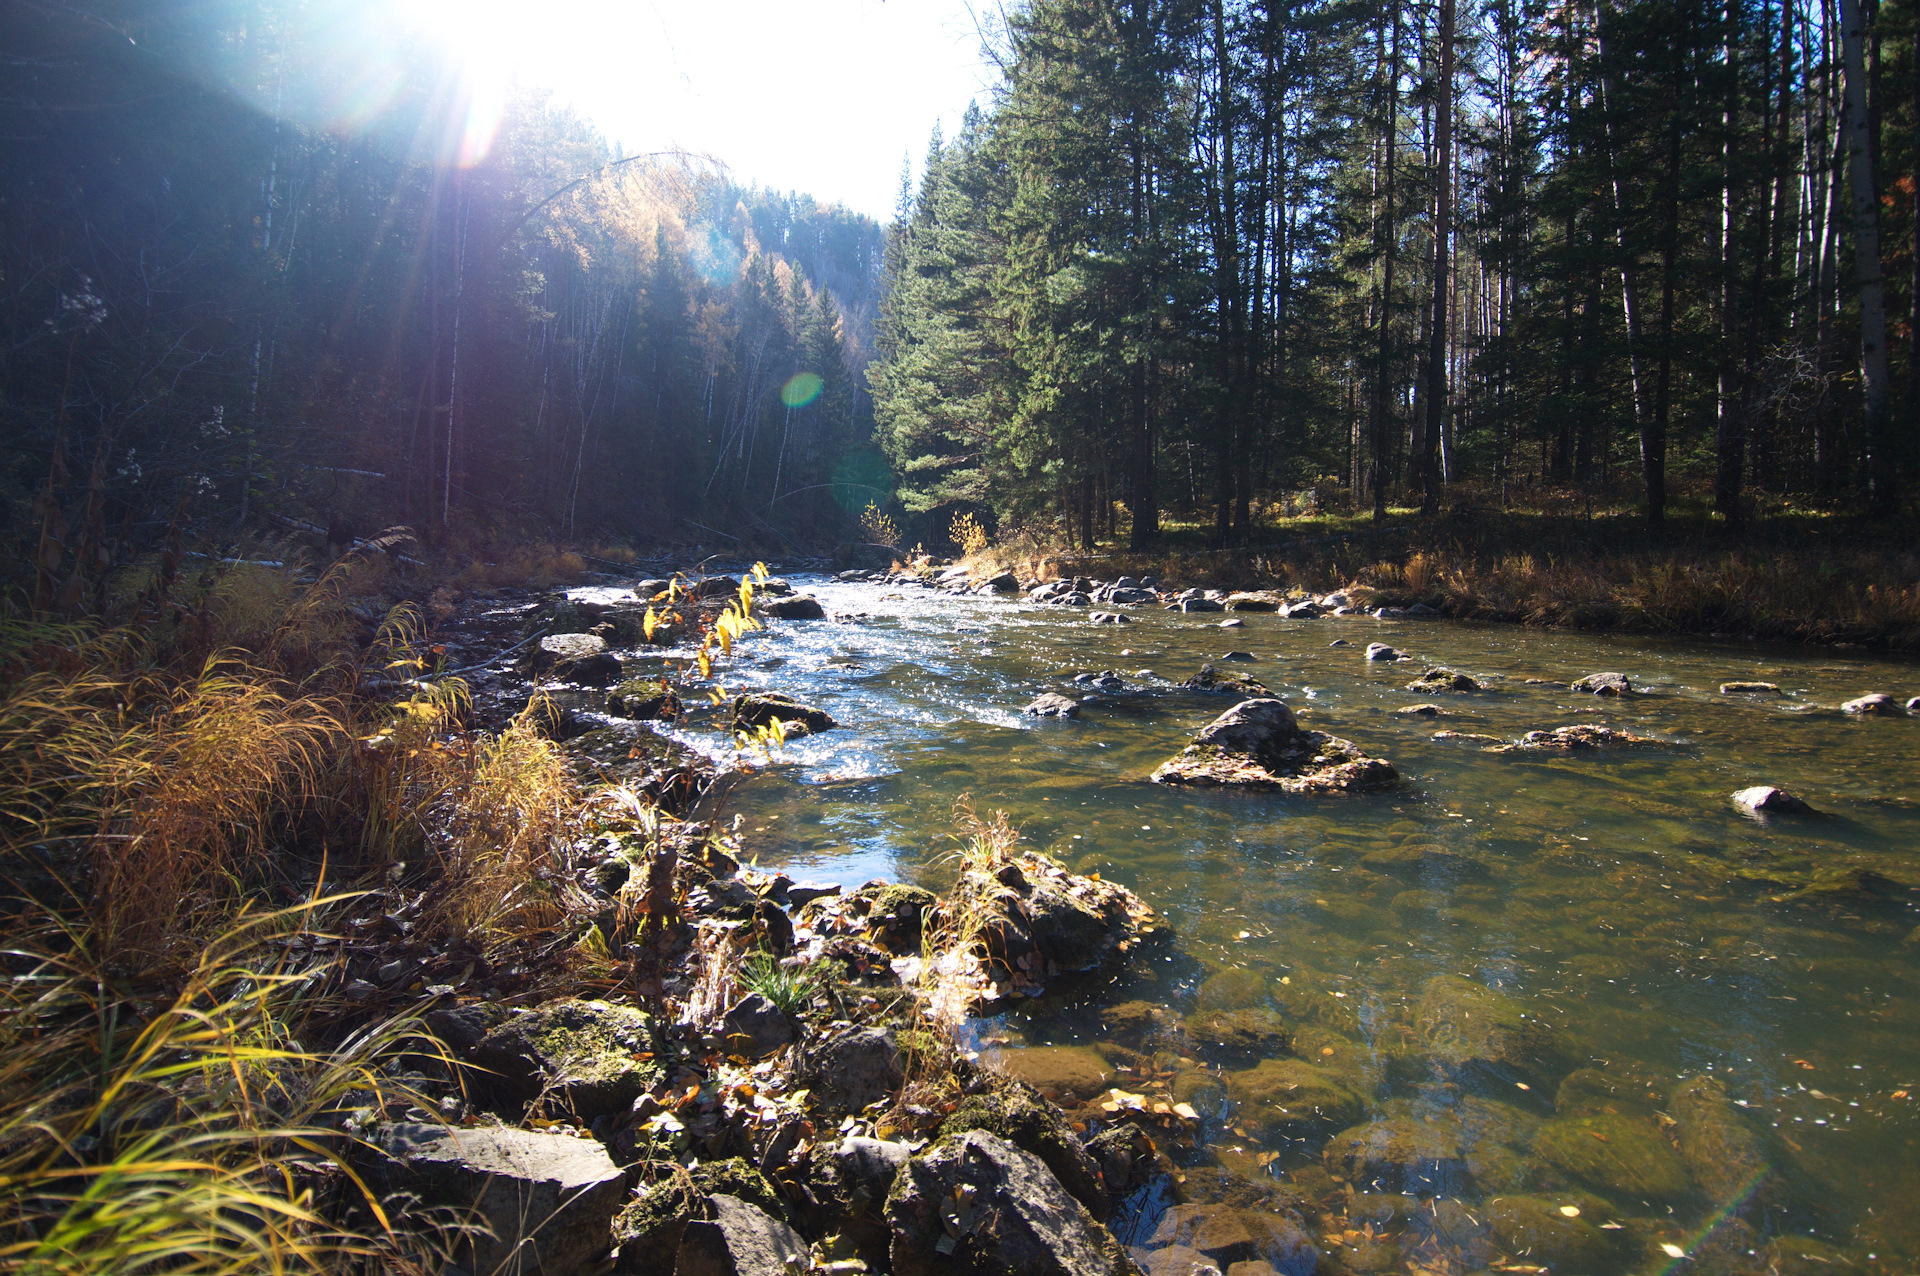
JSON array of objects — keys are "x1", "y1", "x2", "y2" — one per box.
[
  {"x1": 732, "y1": 690, "x2": 837, "y2": 737},
  {"x1": 470, "y1": 999, "x2": 662, "y2": 1120},
  {"x1": 1415, "y1": 974, "x2": 1571, "y2": 1090},
  {"x1": 1359, "y1": 843, "x2": 1492, "y2": 882},
  {"x1": 1099, "y1": 1000, "x2": 1185, "y2": 1050},
  {"x1": 846, "y1": 882, "x2": 937, "y2": 953},
  {"x1": 607, "y1": 677, "x2": 679, "y2": 720},
  {"x1": 1671, "y1": 1075, "x2": 1770, "y2": 1208},
  {"x1": 1174, "y1": 1069, "x2": 1232, "y2": 1121},
  {"x1": 1533, "y1": 1114, "x2": 1692, "y2": 1204},
  {"x1": 1197, "y1": 967, "x2": 1272, "y2": 1012},
  {"x1": 1485, "y1": 1193, "x2": 1623, "y2": 1272},
  {"x1": 936, "y1": 1081, "x2": 1103, "y2": 1213},
  {"x1": 1225, "y1": 1059, "x2": 1367, "y2": 1141},
  {"x1": 612, "y1": 1157, "x2": 786, "y2": 1258},
  {"x1": 1323, "y1": 1116, "x2": 1469, "y2": 1196},
  {"x1": 1404, "y1": 667, "x2": 1484, "y2": 693},
  {"x1": 1555, "y1": 1068, "x2": 1661, "y2": 1119},
  {"x1": 990, "y1": 1045, "x2": 1114, "y2": 1101},
  {"x1": 1184, "y1": 664, "x2": 1271, "y2": 695},
  {"x1": 1188, "y1": 1008, "x2": 1292, "y2": 1066}
]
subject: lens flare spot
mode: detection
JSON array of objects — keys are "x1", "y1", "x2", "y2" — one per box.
[{"x1": 780, "y1": 373, "x2": 824, "y2": 408}]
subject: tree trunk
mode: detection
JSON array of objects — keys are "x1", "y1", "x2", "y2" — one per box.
[
  {"x1": 1837, "y1": 0, "x2": 1895, "y2": 510},
  {"x1": 1420, "y1": 0, "x2": 1454, "y2": 516},
  {"x1": 1371, "y1": 0, "x2": 1401, "y2": 522}
]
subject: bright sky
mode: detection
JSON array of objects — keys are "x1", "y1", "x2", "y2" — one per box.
[{"x1": 394, "y1": 0, "x2": 1006, "y2": 223}]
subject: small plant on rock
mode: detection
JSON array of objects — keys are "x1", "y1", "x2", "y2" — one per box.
[{"x1": 738, "y1": 951, "x2": 821, "y2": 1016}]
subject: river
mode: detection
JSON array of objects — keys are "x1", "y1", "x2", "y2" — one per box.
[{"x1": 570, "y1": 573, "x2": 1920, "y2": 1269}]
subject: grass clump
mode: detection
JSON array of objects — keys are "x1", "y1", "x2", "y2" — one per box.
[{"x1": 738, "y1": 951, "x2": 822, "y2": 1017}]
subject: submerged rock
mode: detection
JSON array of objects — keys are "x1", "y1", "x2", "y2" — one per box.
[
  {"x1": 1184, "y1": 663, "x2": 1270, "y2": 695},
  {"x1": 1151, "y1": 698, "x2": 1398, "y2": 794},
  {"x1": 1720, "y1": 681, "x2": 1781, "y2": 694},
  {"x1": 607, "y1": 676, "x2": 680, "y2": 720},
  {"x1": 361, "y1": 1123, "x2": 624, "y2": 1276},
  {"x1": 1731, "y1": 785, "x2": 1817, "y2": 816},
  {"x1": 1487, "y1": 724, "x2": 1660, "y2": 753},
  {"x1": 1396, "y1": 703, "x2": 1446, "y2": 716},
  {"x1": 1187, "y1": 1007, "x2": 1292, "y2": 1066},
  {"x1": 1181, "y1": 597, "x2": 1227, "y2": 612},
  {"x1": 1533, "y1": 1113, "x2": 1692, "y2": 1203},
  {"x1": 1146, "y1": 1204, "x2": 1318, "y2": 1273},
  {"x1": 991, "y1": 1045, "x2": 1115, "y2": 1101},
  {"x1": 1841, "y1": 692, "x2": 1904, "y2": 715},
  {"x1": 1225, "y1": 1059, "x2": 1367, "y2": 1139},
  {"x1": 887, "y1": 1130, "x2": 1129, "y2": 1276},
  {"x1": 1485, "y1": 1195, "x2": 1623, "y2": 1272},
  {"x1": 1323, "y1": 1117, "x2": 1469, "y2": 1196},
  {"x1": 1671, "y1": 1075, "x2": 1770, "y2": 1210},
  {"x1": 1571, "y1": 671, "x2": 1633, "y2": 695},
  {"x1": 1025, "y1": 692, "x2": 1082, "y2": 718},
  {"x1": 731, "y1": 690, "x2": 837, "y2": 737},
  {"x1": 1404, "y1": 667, "x2": 1482, "y2": 693},
  {"x1": 1415, "y1": 975, "x2": 1570, "y2": 1090},
  {"x1": 470, "y1": 999, "x2": 662, "y2": 1119}
]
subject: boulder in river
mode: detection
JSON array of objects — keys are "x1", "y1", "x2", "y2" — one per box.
[
  {"x1": 1720, "y1": 681, "x2": 1781, "y2": 694},
  {"x1": 990, "y1": 1045, "x2": 1115, "y2": 1101},
  {"x1": 1225, "y1": 1059, "x2": 1367, "y2": 1139},
  {"x1": 1025, "y1": 692, "x2": 1082, "y2": 718},
  {"x1": 1322, "y1": 1116, "x2": 1469, "y2": 1196},
  {"x1": 1731, "y1": 785, "x2": 1817, "y2": 816},
  {"x1": 1533, "y1": 1113, "x2": 1692, "y2": 1203},
  {"x1": 1485, "y1": 1195, "x2": 1623, "y2": 1273},
  {"x1": 1672, "y1": 1074, "x2": 1772, "y2": 1211},
  {"x1": 360, "y1": 1122, "x2": 624, "y2": 1275},
  {"x1": 470, "y1": 999, "x2": 662, "y2": 1119},
  {"x1": 1220, "y1": 650, "x2": 1257, "y2": 661},
  {"x1": 1072, "y1": 670, "x2": 1128, "y2": 691},
  {"x1": 1226, "y1": 593, "x2": 1281, "y2": 611},
  {"x1": 1145, "y1": 1204, "x2": 1319, "y2": 1273},
  {"x1": 1841, "y1": 692, "x2": 1903, "y2": 715},
  {"x1": 886, "y1": 1130, "x2": 1131, "y2": 1276},
  {"x1": 1181, "y1": 597, "x2": 1227, "y2": 612},
  {"x1": 1396, "y1": 703, "x2": 1446, "y2": 716},
  {"x1": 1089, "y1": 611, "x2": 1131, "y2": 624},
  {"x1": 1487, "y1": 724, "x2": 1659, "y2": 753},
  {"x1": 760, "y1": 594, "x2": 826, "y2": 619},
  {"x1": 1404, "y1": 667, "x2": 1482, "y2": 693},
  {"x1": 1364, "y1": 642, "x2": 1401, "y2": 661},
  {"x1": 536, "y1": 632, "x2": 622, "y2": 684},
  {"x1": 1415, "y1": 974, "x2": 1570, "y2": 1090},
  {"x1": 731, "y1": 690, "x2": 837, "y2": 737},
  {"x1": 1151, "y1": 698, "x2": 1398, "y2": 794},
  {"x1": 1571, "y1": 671, "x2": 1633, "y2": 695},
  {"x1": 1219, "y1": 617, "x2": 1246, "y2": 628},
  {"x1": 693, "y1": 574, "x2": 743, "y2": 599},
  {"x1": 1183, "y1": 663, "x2": 1269, "y2": 695},
  {"x1": 607, "y1": 676, "x2": 680, "y2": 720}
]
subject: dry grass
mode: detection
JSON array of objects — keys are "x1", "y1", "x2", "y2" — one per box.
[
  {"x1": 451, "y1": 543, "x2": 589, "y2": 590},
  {"x1": 0, "y1": 909, "x2": 451, "y2": 1275}
]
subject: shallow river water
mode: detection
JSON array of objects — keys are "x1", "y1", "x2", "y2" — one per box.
[{"x1": 579, "y1": 575, "x2": 1920, "y2": 1272}]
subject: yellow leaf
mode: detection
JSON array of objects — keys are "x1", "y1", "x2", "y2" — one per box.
[
  {"x1": 643, "y1": 607, "x2": 657, "y2": 640},
  {"x1": 696, "y1": 650, "x2": 712, "y2": 679}
]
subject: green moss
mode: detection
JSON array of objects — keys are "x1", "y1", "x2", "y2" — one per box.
[{"x1": 1533, "y1": 1114, "x2": 1692, "y2": 1203}]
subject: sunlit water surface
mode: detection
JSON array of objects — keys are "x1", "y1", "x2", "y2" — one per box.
[{"x1": 580, "y1": 577, "x2": 1920, "y2": 1267}]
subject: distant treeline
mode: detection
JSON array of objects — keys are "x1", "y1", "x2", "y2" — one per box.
[
  {"x1": 1, "y1": 0, "x2": 885, "y2": 608},
  {"x1": 871, "y1": 0, "x2": 1919, "y2": 545}
]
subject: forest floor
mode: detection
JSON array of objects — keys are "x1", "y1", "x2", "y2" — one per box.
[{"x1": 1008, "y1": 503, "x2": 1920, "y2": 652}]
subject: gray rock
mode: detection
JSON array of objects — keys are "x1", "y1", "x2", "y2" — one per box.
[
  {"x1": 732, "y1": 691, "x2": 837, "y2": 737},
  {"x1": 1284, "y1": 602, "x2": 1323, "y2": 618},
  {"x1": 721, "y1": 993, "x2": 796, "y2": 1057},
  {"x1": 1910, "y1": 697, "x2": 1920, "y2": 714},
  {"x1": 1404, "y1": 667, "x2": 1481, "y2": 693},
  {"x1": 1219, "y1": 618, "x2": 1246, "y2": 628},
  {"x1": 1152, "y1": 698, "x2": 1398, "y2": 794},
  {"x1": 887, "y1": 1130, "x2": 1131, "y2": 1276},
  {"x1": 693, "y1": 575, "x2": 743, "y2": 599},
  {"x1": 785, "y1": 881, "x2": 841, "y2": 909},
  {"x1": 1364, "y1": 643, "x2": 1400, "y2": 661},
  {"x1": 636, "y1": 578, "x2": 672, "y2": 597},
  {"x1": 987, "y1": 571, "x2": 1021, "y2": 594},
  {"x1": 677, "y1": 1193, "x2": 808, "y2": 1276},
  {"x1": 1183, "y1": 663, "x2": 1269, "y2": 695},
  {"x1": 1720, "y1": 681, "x2": 1781, "y2": 694},
  {"x1": 424, "y1": 1003, "x2": 502, "y2": 1056},
  {"x1": 1026, "y1": 693, "x2": 1082, "y2": 718},
  {"x1": 1089, "y1": 611, "x2": 1131, "y2": 624},
  {"x1": 360, "y1": 1123, "x2": 624, "y2": 1275},
  {"x1": 1109, "y1": 587, "x2": 1157, "y2": 604},
  {"x1": 471, "y1": 999, "x2": 662, "y2": 1120},
  {"x1": 759, "y1": 577, "x2": 794, "y2": 596},
  {"x1": 1841, "y1": 692, "x2": 1903, "y2": 715},
  {"x1": 836, "y1": 1135, "x2": 912, "y2": 1193},
  {"x1": 1731, "y1": 785, "x2": 1817, "y2": 816},
  {"x1": 1407, "y1": 602, "x2": 1442, "y2": 616},
  {"x1": 798, "y1": 1025, "x2": 904, "y2": 1112},
  {"x1": 1220, "y1": 651, "x2": 1257, "y2": 661},
  {"x1": 1396, "y1": 703, "x2": 1445, "y2": 716},
  {"x1": 1181, "y1": 597, "x2": 1226, "y2": 612},
  {"x1": 1326, "y1": 638, "x2": 1350, "y2": 647},
  {"x1": 1057, "y1": 592, "x2": 1093, "y2": 607},
  {"x1": 1072, "y1": 670, "x2": 1128, "y2": 691},
  {"x1": 1571, "y1": 671, "x2": 1633, "y2": 695},
  {"x1": 1374, "y1": 606, "x2": 1408, "y2": 619},
  {"x1": 537, "y1": 632, "x2": 622, "y2": 685},
  {"x1": 761, "y1": 595, "x2": 826, "y2": 619}
]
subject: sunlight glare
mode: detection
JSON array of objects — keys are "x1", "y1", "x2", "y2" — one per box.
[{"x1": 391, "y1": 0, "x2": 519, "y2": 165}]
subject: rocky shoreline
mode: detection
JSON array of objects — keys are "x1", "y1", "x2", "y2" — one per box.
[{"x1": 318, "y1": 556, "x2": 1911, "y2": 1276}]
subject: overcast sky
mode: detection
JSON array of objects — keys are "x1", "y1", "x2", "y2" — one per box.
[{"x1": 394, "y1": 0, "x2": 1006, "y2": 222}]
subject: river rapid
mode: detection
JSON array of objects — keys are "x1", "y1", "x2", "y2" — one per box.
[{"x1": 570, "y1": 573, "x2": 1920, "y2": 1271}]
